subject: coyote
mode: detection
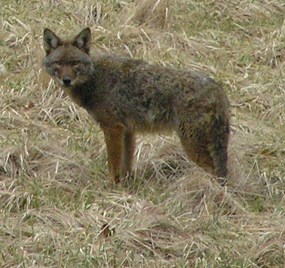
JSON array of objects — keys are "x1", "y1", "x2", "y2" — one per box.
[{"x1": 43, "y1": 28, "x2": 230, "y2": 185}]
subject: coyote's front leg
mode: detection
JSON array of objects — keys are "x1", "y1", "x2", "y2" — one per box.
[
  {"x1": 123, "y1": 130, "x2": 136, "y2": 178},
  {"x1": 103, "y1": 125, "x2": 127, "y2": 184}
]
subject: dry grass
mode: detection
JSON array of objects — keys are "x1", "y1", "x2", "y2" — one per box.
[{"x1": 1, "y1": 0, "x2": 285, "y2": 267}]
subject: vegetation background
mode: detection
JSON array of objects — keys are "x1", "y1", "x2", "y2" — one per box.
[{"x1": 0, "y1": 0, "x2": 285, "y2": 267}]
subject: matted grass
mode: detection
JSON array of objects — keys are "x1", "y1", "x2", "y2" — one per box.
[{"x1": 1, "y1": 0, "x2": 285, "y2": 267}]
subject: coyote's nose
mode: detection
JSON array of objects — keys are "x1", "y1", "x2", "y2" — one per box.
[{"x1": 63, "y1": 77, "x2": 72, "y2": 86}]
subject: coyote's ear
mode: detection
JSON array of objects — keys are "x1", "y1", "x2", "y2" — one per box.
[
  {"x1": 73, "y1": 28, "x2": 91, "y2": 53},
  {"x1": 43, "y1": 28, "x2": 62, "y2": 55}
]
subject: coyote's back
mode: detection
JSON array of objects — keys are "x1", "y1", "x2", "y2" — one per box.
[{"x1": 43, "y1": 28, "x2": 230, "y2": 185}]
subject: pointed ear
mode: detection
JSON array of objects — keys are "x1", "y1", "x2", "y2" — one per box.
[
  {"x1": 72, "y1": 28, "x2": 91, "y2": 53},
  {"x1": 43, "y1": 28, "x2": 62, "y2": 55}
]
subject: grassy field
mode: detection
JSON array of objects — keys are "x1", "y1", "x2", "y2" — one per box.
[{"x1": 1, "y1": 0, "x2": 285, "y2": 267}]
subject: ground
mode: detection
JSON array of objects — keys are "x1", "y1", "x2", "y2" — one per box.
[{"x1": 0, "y1": 0, "x2": 285, "y2": 267}]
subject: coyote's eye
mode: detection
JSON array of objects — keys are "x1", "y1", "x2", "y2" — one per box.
[
  {"x1": 53, "y1": 61, "x2": 62, "y2": 66},
  {"x1": 52, "y1": 63, "x2": 61, "y2": 73},
  {"x1": 70, "y1": 61, "x2": 80, "y2": 66},
  {"x1": 72, "y1": 62, "x2": 82, "y2": 73}
]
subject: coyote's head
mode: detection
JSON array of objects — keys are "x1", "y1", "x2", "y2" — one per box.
[{"x1": 43, "y1": 28, "x2": 94, "y2": 87}]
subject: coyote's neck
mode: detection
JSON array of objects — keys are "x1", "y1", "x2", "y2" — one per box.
[{"x1": 63, "y1": 77, "x2": 98, "y2": 110}]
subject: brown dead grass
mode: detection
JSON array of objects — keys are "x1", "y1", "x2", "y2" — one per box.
[{"x1": 1, "y1": 0, "x2": 285, "y2": 267}]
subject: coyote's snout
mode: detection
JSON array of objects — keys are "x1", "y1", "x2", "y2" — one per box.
[{"x1": 43, "y1": 28, "x2": 230, "y2": 185}]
